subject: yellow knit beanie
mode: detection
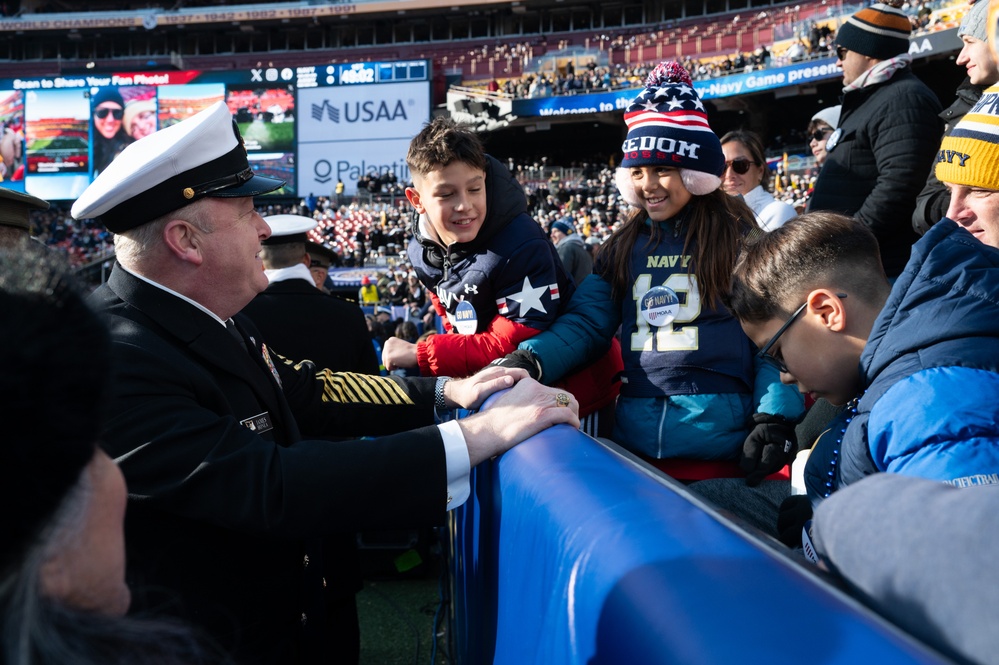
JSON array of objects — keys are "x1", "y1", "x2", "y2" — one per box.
[{"x1": 936, "y1": 85, "x2": 999, "y2": 189}]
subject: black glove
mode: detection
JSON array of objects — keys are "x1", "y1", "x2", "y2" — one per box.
[
  {"x1": 489, "y1": 349, "x2": 542, "y2": 381},
  {"x1": 740, "y1": 412, "x2": 797, "y2": 487},
  {"x1": 776, "y1": 495, "x2": 813, "y2": 549}
]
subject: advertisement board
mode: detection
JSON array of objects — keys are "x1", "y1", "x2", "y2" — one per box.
[{"x1": 0, "y1": 59, "x2": 429, "y2": 202}]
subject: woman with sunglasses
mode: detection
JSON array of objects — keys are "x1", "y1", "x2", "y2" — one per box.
[
  {"x1": 720, "y1": 129, "x2": 797, "y2": 232},
  {"x1": 807, "y1": 106, "x2": 840, "y2": 168},
  {"x1": 90, "y1": 88, "x2": 133, "y2": 176},
  {"x1": 514, "y1": 62, "x2": 804, "y2": 485}
]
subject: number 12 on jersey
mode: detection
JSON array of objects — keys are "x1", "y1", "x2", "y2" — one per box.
[{"x1": 631, "y1": 273, "x2": 701, "y2": 352}]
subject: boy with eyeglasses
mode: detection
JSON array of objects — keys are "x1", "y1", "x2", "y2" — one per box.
[{"x1": 718, "y1": 210, "x2": 999, "y2": 544}]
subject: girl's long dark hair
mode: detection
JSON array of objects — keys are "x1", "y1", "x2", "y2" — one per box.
[{"x1": 599, "y1": 188, "x2": 757, "y2": 307}]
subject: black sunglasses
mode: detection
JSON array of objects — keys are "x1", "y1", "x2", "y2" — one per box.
[
  {"x1": 724, "y1": 158, "x2": 758, "y2": 175},
  {"x1": 836, "y1": 45, "x2": 849, "y2": 61},
  {"x1": 95, "y1": 107, "x2": 124, "y2": 120},
  {"x1": 756, "y1": 294, "x2": 848, "y2": 373},
  {"x1": 810, "y1": 128, "x2": 832, "y2": 142}
]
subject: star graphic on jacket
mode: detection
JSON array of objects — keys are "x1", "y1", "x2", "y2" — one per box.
[{"x1": 506, "y1": 276, "x2": 548, "y2": 316}]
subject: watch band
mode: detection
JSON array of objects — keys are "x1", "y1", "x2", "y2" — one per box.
[{"x1": 435, "y1": 376, "x2": 451, "y2": 413}]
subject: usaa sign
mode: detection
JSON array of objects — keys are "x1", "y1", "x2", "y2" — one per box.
[{"x1": 298, "y1": 80, "x2": 428, "y2": 140}]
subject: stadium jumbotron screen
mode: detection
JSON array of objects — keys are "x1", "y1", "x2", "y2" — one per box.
[{"x1": 0, "y1": 59, "x2": 429, "y2": 203}]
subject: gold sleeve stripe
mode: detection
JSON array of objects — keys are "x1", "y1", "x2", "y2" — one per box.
[{"x1": 314, "y1": 370, "x2": 415, "y2": 406}]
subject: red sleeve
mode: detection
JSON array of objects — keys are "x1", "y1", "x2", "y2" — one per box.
[{"x1": 416, "y1": 314, "x2": 540, "y2": 377}]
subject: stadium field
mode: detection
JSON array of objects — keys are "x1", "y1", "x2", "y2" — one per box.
[{"x1": 29, "y1": 136, "x2": 88, "y2": 151}]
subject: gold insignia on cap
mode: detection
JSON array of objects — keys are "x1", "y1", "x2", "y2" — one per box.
[{"x1": 183, "y1": 187, "x2": 195, "y2": 199}]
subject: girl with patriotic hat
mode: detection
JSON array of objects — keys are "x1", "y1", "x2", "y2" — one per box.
[{"x1": 519, "y1": 61, "x2": 804, "y2": 485}]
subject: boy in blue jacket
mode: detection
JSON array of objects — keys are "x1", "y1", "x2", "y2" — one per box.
[{"x1": 724, "y1": 210, "x2": 999, "y2": 540}]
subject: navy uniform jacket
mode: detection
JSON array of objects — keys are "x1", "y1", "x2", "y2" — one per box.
[
  {"x1": 91, "y1": 265, "x2": 446, "y2": 665},
  {"x1": 241, "y1": 277, "x2": 378, "y2": 377},
  {"x1": 241, "y1": 275, "x2": 377, "y2": 640}
]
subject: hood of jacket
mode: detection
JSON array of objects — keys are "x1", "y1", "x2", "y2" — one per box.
[
  {"x1": 861, "y1": 220, "x2": 999, "y2": 386},
  {"x1": 411, "y1": 154, "x2": 528, "y2": 271}
]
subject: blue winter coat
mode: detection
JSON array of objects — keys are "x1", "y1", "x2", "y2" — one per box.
[{"x1": 806, "y1": 220, "x2": 999, "y2": 502}]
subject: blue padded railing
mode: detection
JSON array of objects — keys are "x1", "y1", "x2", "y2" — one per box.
[{"x1": 447, "y1": 420, "x2": 951, "y2": 664}]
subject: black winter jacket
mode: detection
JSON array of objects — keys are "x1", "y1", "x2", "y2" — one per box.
[
  {"x1": 808, "y1": 66, "x2": 942, "y2": 277},
  {"x1": 911, "y1": 77, "x2": 984, "y2": 236}
]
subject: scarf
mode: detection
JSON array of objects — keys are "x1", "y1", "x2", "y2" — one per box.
[{"x1": 843, "y1": 53, "x2": 912, "y2": 93}]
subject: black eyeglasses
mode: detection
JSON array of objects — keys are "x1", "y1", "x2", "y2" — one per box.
[
  {"x1": 809, "y1": 128, "x2": 832, "y2": 142},
  {"x1": 95, "y1": 107, "x2": 124, "y2": 120},
  {"x1": 756, "y1": 294, "x2": 847, "y2": 373},
  {"x1": 835, "y1": 45, "x2": 849, "y2": 61},
  {"x1": 724, "y1": 158, "x2": 758, "y2": 175}
]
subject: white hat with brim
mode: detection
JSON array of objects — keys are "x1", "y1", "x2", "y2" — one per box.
[
  {"x1": 262, "y1": 214, "x2": 318, "y2": 245},
  {"x1": 71, "y1": 101, "x2": 284, "y2": 232}
]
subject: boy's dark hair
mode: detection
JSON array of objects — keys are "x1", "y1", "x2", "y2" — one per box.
[
  {"x1": 724, "y1": 211, "x2": 890, "y2": 324},
  {"x1": 406, "y1": 117, "x2": 487, "y2": 177}
]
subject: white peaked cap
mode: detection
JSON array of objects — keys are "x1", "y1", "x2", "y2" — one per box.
[
  {"x1": 262, "y1": 214, "x2": 318, "y2": 245},
  {"x1": 71, "y1": 101, "x2": 284, "y2": 232}
]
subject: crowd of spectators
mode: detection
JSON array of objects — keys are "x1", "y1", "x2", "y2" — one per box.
[
  {"x1": 29, "y1": 205, "x2": 113, "y2": 268},
  {"x1": 30, "y1": 152, "x2": 826, "y2": 273},
  {"x1": 463, "y1": 0, "x2": 960, "y2": 101}
]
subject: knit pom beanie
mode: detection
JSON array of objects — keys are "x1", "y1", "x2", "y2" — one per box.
[
  {"x1": 616, "y1": 61, "x2": 724, "y2": 204},
  {"x1": 835, "y1": 0, "x2": 912, "y2": 61}
]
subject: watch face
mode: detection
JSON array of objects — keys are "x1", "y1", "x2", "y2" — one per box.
[{"x1": 825, "y1": 128, "x2": 843, "y2": 153}]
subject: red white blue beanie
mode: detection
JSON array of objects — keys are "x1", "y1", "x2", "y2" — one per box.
[{"x1": 616, "y1": 61, "x2": 724, "y2": 202}]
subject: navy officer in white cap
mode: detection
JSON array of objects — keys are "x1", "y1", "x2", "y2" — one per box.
[
  {"x1": 73, "y1": 101, "x2": 579, "y2": 665},
  {"x1": 243, "y1": 213, "x2": 378, "y2": 376}
]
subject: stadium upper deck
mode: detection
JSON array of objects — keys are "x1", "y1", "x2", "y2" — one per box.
[{"x1": 0, "y1": 0, "x2": 838, "y2": 82}]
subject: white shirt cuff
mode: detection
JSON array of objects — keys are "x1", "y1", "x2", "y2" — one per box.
[{"x1": 438, "y1": 420, "x2": 471, "y2": 509}]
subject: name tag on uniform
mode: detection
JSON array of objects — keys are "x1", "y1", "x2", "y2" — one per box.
[{"x1": 240, "y1": 411, "x2": 273, "y2": 433}]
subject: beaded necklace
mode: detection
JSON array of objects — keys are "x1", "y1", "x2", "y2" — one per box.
[{"x1": 823, "y1": 397, "x2": 860, "y2": 499}]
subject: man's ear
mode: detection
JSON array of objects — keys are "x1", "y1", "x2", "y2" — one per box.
[
  {"x1": 404, "y1": 186, "x2": 423, "y2": 213},
  {"x1": 162, "y1": 219, "x2": 205, "y2": 266},
  {"x1": 301, "y1": 252, "x2": 311, "y2": 268},
  {"x1": 805, "y1": 289, "x2": 848, "y2": 332}
]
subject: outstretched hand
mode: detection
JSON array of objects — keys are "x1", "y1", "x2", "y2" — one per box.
[
  {"x1": 444, "y1": 365, "x2": 529, "y2": 410},
  {"x1": 458, "y1": 379, "x2": 579, "y2": 467},
  {"x1": 382, "y1": 337, "x2": 418, "y2": 371}
]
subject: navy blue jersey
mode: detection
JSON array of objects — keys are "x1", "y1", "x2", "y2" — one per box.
[{"x1": 606, "y1": 220, "x2": 755, "y2": 398}]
